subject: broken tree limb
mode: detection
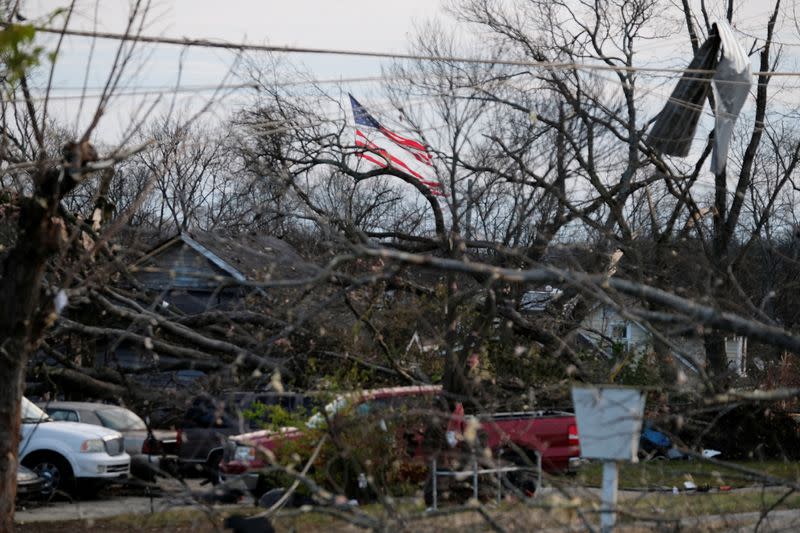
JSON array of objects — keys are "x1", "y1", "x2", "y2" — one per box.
[
  {"x1": 359, "y1": 246, "x2": 800, "y2": 356},
  {"x1": 56, "y1": 318, "x2": 225, "y2": 362},
  {"x1": 44, "y1": 367, "x2": 129, "y2": 401},
  {"x1": 91, "y1": 292, "x2": 283, "y2": 369}
]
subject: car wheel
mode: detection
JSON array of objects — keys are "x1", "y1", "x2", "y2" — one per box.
[
  {"x1": 23, "y1": 453, "x2": 75, "y2": 497},
  {"x1": 258, "y1": 487, "x2": 288, "y2": 509},
  {"x1": 497, "y1": 449, "x2": 538, "y2": 498},
  {"x1": 206, "y1": 451, "x2": 224, "y2": 486}
]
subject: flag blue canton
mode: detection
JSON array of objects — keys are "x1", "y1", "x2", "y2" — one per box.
[{"x1": 349, "y1": 94, "x2": 381, "y2": 129}]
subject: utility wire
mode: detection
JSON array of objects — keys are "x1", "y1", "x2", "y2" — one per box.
[
  {"x1": 26, "y1": 54, "x2": 800, "y2": 111},
  {"x1": 15, "y1": 76, "x2": 389, "y2": 103},
  {"x1": 44, "y1": 78, "x2": 380, "y2": 92},
  {"x1": 14, "y1": 23, "x2": 800, "y2": 78}
]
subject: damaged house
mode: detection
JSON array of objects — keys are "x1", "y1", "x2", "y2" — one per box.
[
  {"x1": 519, "y1": 288, "x2": 748, "y2": 377},
  {"x1": 28, "y1": 230, "x2": 320, "y2": 397},
  {"x1": 97, "y1": 231, "x2": 318, "y2": 373},
  {"x1": 129, "y1": 232, "x2": 315, "y2": 314},
  {"x1": 579, "y1": 303, "x2": 747, "y2": 377}
]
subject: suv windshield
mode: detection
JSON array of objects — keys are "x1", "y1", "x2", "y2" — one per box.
[
  {"x1": 96, "y1": 407, "x2": 147, "y2": 431},
  {"x1": 21, "y1": 397, "x2": 50, "y2": 423}
]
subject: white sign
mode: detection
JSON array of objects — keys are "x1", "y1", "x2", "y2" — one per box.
[{"x1": 571, "y1": 387, "x2": 646, "y2": 461}]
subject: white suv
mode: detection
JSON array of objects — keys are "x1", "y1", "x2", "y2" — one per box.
[{"x1": 19, "y1": 397, "x2": 130, "y2": 495}]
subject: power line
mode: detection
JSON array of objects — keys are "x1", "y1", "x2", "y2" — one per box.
[
  {"x1": 15, "y1": 76, "x2": 390, "y2": 104},
  {"x1": 42, "y1": 77, "x2": 388, "y2": 93},
  {"x1": 20, "y1": 82, "x2": 255, "y2": 103},
  {"x1": 30, "y1": 67, "x2": 775, "y2": 149},
  {"x1": 17, "y1": 23, "x2": 800, "y2": 78},
  {"x1": 16, "y1": 60, "x2": 788, "y2": 156},
  {"x1": 31, "y1": 68, "x2": 800, "y2": 106},
  {"x1": 28, "y1": 60, "x2": 800, "y2": 119}
]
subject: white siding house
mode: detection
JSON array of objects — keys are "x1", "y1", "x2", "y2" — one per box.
[
  {"x1": 579, "y1": 304, "x2": 747, "y2": 376},
  {"x1": 725, "y1": 335, "x2": 748, "y2": 376},
  {"x1": 517, "y1": 290, "x2": 748, "y2": 377},
  {"x1": 580, "y1": 305, "x2": 651, "y2": 354}
]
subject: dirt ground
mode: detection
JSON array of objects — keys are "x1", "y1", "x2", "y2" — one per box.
[
  {"x1": 13, "y1": 477, "x2": 800, "y2": 532},
  {"x1": 14, "y1": 505, "x2": 800, "y2": 533},
  {"x1": 14, "y1": 478, "x2": 252, "y2": 529}
]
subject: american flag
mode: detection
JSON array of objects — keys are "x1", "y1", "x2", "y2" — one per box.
[{"x1": 349, "y1": 94, "x2": 443, "y2": 196}]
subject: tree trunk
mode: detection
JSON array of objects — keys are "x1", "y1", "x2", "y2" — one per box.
[
  {"x1": 0, "y1": 345, "x2": 26, "y2": 532},
  {"x1": 0, "y1": 200, "x2": 59, "y2": 531},
  {"x1": 703, "y1": 332, "x2": 729, "y2": 388},
  {"x1": 660, "y1": 349, "x2": 680, "y2": 386},
  {"x1": 0, "y1": 146, "x2": 96, "y2": 531}
]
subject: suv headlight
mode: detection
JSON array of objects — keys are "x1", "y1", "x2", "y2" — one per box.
[
  {"x1": 80, "y1": 439, "x2": 105, "y2": 453},
  {"x1": 234, "y1": 445, "x2": 256, "y2": 462}
]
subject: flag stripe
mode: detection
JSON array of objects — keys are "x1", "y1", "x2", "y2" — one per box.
[
  {"x1": 378, "y1": 128, "x2": 433, "y2": 165},
  {"x1": 355, "y1": 138, "x2": 441, "y2": 188},
  {"x1": 379, "y1": 127, "x2": 426, "y2": 150},
  {"x1": 357, "y1": 152, "x2": 389, "y2": 168},
  {"x1": 379, "y1": 127, "x2": 430, "y2": 154},
  {"x1": 355, "y1": 140, "x2": 441, "y2": 189},
  {"x1": 355, "y1": 152, "x2": 444, "y2": 196},
  {"x1": 357, "y1": 128, "x2": 427, "y2": 157}
]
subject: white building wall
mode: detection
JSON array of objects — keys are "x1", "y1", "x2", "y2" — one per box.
[
  {"x1": 724, "y1": 336, "x2": 747, "y2": 376},
  {"x1": 581, "y1": 307, "x2": 650, "y2": 353},
  {"x1": 579, "y1": 305, "x2": 748, "y2": 376}
]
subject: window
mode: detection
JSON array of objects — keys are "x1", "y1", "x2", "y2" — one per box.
[
  {"x1": 96, "y1": 407, "x2": 147, "y2": 431},
  {"x1": 610, "y1": 323, "x2": 628, "y2": 340},
  {"x1": 21, "y1": 398, "x2": 50, "y2": 423},
  {"x1": 184, "y1": 397, "x2": 233, "y2": 428},
  {"x1": 48, "y1": 409, "x2": 79, "y2": 422}
]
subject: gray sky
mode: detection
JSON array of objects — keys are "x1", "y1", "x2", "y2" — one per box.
[
  {"x1": 22, "y1": 0, "x2": 800, "y2": 146},
  {"x1": 28, "y1": 0, "x2": 444, "y2": 51},
  {"x1": 25, "y1": 0, "x2": 447, "y2": 140}
]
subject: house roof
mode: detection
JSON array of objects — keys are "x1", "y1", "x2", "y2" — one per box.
[
  {"x1": 132, "y1": 231, "x2": 317, "y2": 290},
  {"x1": 519, "y1": 287, "x2": 563, "y2": 312},
  {"x1": 191, "y1": 231, "x2": 318, "y2": 282},
  {"x1": 144, "y1": 233, "x2": 248, "y2": 282}
]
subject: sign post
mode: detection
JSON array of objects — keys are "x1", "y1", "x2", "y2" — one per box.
[
  {"x1": 600, "y1": 461, "x2": 619, "y2": 532},
  {"x1": 571, "y1": 386, "x2": 646, "y2": 533}
]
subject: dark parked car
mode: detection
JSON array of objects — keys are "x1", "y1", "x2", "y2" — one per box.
[
  {"x1": 42, "y1": 402, "x2": 179, "y2": 481},
  {"x1": 178, "y1": 392, "x2": 312, "y2": 482},
  {"x1": 16, "y1": 464, "x2": 50, "y2": 499}
]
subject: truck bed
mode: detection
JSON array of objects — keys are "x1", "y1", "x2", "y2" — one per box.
[{"x1": 477, "y1": 410, "x2": 579, "y2": 472}]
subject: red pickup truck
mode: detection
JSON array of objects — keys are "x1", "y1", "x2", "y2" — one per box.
[{"x1": 219, "y1": 385, "x2": 579, "y2": 497}]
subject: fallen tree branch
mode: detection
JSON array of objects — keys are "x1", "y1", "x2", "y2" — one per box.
[
  {"x1": 173, "y1": 310, "x2": 288, "y2": 328},
  {"x1": 92, "y1": 292, "x2": 283, "y2": 369},
  {"x1": 343, "y1": 294, "x2": 417, "y2": 384},
  {"x1": 44, "y1": 367, "x2": 130, "y2": 401},
  {"x1": 56, "y1": 318, "x2": 224, "y2": 362},
  {"x1": 360, "y1": 247, "x2": 800, "y2": 355}
]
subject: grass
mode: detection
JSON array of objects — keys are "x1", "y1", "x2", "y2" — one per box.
[
  {"x1": 16, "y1": 489, "x2": 800, "y2": 533},
  {"x1": 623, "y1": 489, "x2": 800, "y2": 518},
  {"x1": 573, "y1": 459, "x2": 800, "y2": 490},
  {"x1": 15, "y1": 461, "x2": 800, "y2": 532}
]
